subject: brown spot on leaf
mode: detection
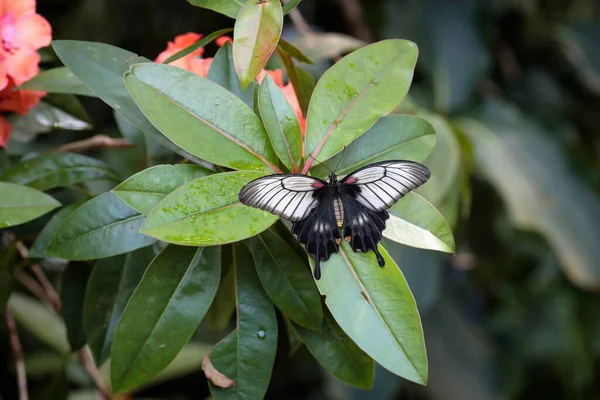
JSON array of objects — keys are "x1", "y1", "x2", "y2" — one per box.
[
  {"x1": 202, "y1": 355, "x2": 235, "y2": 388},
  {"x1": 361, "y1": 290, "x2": 370, "y2": 303}
]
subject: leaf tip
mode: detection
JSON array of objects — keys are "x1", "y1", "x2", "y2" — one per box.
[{"x1": 202, "y1": 354, "x2": 235, "y2": 388}]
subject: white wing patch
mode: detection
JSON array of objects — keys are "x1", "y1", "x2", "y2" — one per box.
[
  {"x1": 342, "y1": 161, "x2": 430, "y2": 211},
  {"x1": 239, "y1": 175, "x2": 323, "y2": 222}
]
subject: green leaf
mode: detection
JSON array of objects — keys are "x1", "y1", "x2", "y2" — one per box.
[
  {"x1": 83, "y1": 248, "x2": 154, "y2": 365},
  {"x1": 187, "y1": 0, "x2": 246, "y2": 18},
  {"x1": 141, "y1": 171, "x2": 278, "y2": 245},
  {"x1": 207, "y1": 42, "x2": 257, "y2": 110},
  {"x1": 276, "y1": 48, "x2": 314, "y2": 116},
  {"x1": 258, "y1": 74, "x2": 303, "y2": 172},
  {"x1": 303, "y1": 40, "x2": 418, "y2": 171},
  {"x1": 59, "y1": 262, "x2": 93, "y2": 351},
  {"x1": 282, "y1": 0, "x2": 302, "y2": 16},
  {"x1": 163, "y1": 28, "x2": 233, "y2": 64},
  {"x1": 205, "y1": 250, "x2": 236, "y2": 331},
  {"x1": 311, "y1": 114, "x2": 436, "y2": 177},
  {"x1": 8, "y1": 293, "x2": 70, "y2": 355},
  {"x1": 52, "y1": 40, "x2": 202, "y2": 164},
  {"x1": 125, "y1": 63, "x2": 279, "y2": 172},
  {"x1": 233, "y1": 0, "x2": 283, "y2": 89},
  {"x1": 0, "y1": 182, "x2": 61, "y2": 228},
  {"x1": 29, "y1": 201, "x2": 83, "y2": 258},
  {"x1": 291, "y1": 33, "x2": 366, "y2": 63},
  {"x1": 313, "y1": 242, "x2": 427, "y2": 384},
  {"x1": 294, "y1": 317, "x2": 374, "y2": 389},
  {"x1": 457, "y1": 101, "x2": 600, "y2": 290},
  {"x1": 383, "y1": 192, "x2": 455, "y2": 253},
  {"x1": 18, "y1": 67, "x2": 95, "y2": 96},
  {"x1": 46, "y1": 192, "x2": 156, "y2": 260},
  {"x1": 416, "y1": 111, "x2": 461, "y2": 205},
  {"x1": 111, "y1": 245, "x2": 220, "y2": 392},
  {"x1": 206, "y1": 242, "x2": 277, "y2": 399},
  {"x1": 114, "y1": 111, "x2": 173, "y2": 167},
  {"x1": 277, "y1": 37, "x2": 313, "y2": 64},
  {"x1": 0, "y1": 152, "x2": 120, "y2": 191},
  {"x1": 248, "y1": 229, "x2": 322, "y2": 331},
  {"x1": 112, "y1": 165, "x2": 213, "y2": 215},
  {"x1": 44, "y1": 93, "x2": 93, "y2": 124}
]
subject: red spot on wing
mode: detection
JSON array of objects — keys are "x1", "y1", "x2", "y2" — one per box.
[
  {"x1": 312, "y1": 181, "x2": 325, "y2": 188},
  {"x1": 345, "y1": 177, "x2": 357, "y2": 184}
]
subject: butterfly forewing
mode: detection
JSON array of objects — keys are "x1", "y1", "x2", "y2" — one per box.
[
  {"x1": 239, "y1": 174, "x2": 325, "y2": 222},
  {"x1": 341, "y1": 161, "x2": 431, "y2": 211}
]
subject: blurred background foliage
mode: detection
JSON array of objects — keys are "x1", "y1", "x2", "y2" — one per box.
[{"x1": 2, "y1": 0, "x2": 600, "y2": 399}]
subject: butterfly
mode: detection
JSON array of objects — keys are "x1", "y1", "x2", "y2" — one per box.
[{"x1": 239, "y1": 161, "x2": 431, "y2": 279}]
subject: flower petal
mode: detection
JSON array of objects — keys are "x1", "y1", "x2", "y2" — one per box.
[
  {"x1": 3, "y1": 0, "x2": 35, "y2": 19},
  {"x1": 14, "y1": 13, "x2": 52, "y2": 50},
  {"x1": 0, "y1": 115, "x2": 13, "y2": 148},
  {"x1": 5, "y1": 48, "x2": 39, "y2": 86}
]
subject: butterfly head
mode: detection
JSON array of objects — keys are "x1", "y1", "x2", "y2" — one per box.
[{"x1": 328, "y1": 173, "x2": 338, "y2": 184}]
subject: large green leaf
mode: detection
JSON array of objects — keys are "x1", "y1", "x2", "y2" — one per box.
[
  {"x1": 141, "y1": 171, "x2": 278, "y2": 245},
  {"x1": 29, "y1": 201, "x2": 83, "y2": 258},
  {"x1": 311, "y1": 114, "x2": 436, "y2": 177},
  {"x1": 233, "y1": 0, "x2": 283, "y2": 89},
  {"x1": 8, "y1": 293, "x2": 70, "y2": 355},
  {"x1": 294, "y1": 317, "x2": 374, "y2": 389},
  {"x1": 46, "y1": 192, "x2": 156, "y2": 260},
  {"x1": 0, "y1": 152, "x2": 120, "y2": 191},
  {"x1": 314, "y1": 242, "x2": 427, "y2": 384},
  {"x1": 258, "y1": 74, "x2": 303, "y2": 172},
  {"x1": 384, "y1": 192, "x2": 455, "y2": 253},
  {"x1": 416, "y1": 111, "x2": 461, "y2": 205},
  {"x1": 59, "y1": 262, "x2": 93, "y2": 351},
  {"x1": 112, "y1": 165, "x2": 213, "y2": 215},
  {"x1": 187, "y1": 0, "x2": 246, "y2": 18},
  {"x1": 248, "y1": 229, "x2": 322, "y2": 331},
  {"x1": 114, "y1": 111, "x2": 173, "y2": 167},
  {"x1": 0, "y1": 182, "x2": 60, "y2": 228},
  {"x1": 111, "y1": 245, "x2": 220, "y2": 392},
  {"x1": 303, "y1": 40, "x2": 418, "y2": 172},
  {"x1": 205, "y1": 259, "x2": 236, "y2": 331},
  {"x1": 83, "y1": 248, "x2": 154, "y2": 365},
  {"x1": 457, "y1": 101, "x2": 600, "y2": 290},
  {"x1": 206, "y1": 242, "x2": 277, "y2": 399},
  {"x1": 18, "y1": 67, "x2": 95, "y2": 96},
  {"x1": 52, "y1": 40, "x2": 202, "y2": 164},
  {"x1": 125, "y1": 63, "x2": 279, "y2": 172},
  {"x1": 208, "y1": 43, "x2": 257, "y2": 110}
]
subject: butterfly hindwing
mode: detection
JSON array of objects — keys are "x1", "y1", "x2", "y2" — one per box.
[
  {"x1": 340, "y1": 191, "x2": 388, "y2": 266},
  {"x1": 239, "y1": 174, "x2": 326, "y2": 222},
  {"x1": 291, "y1": 189, "x2": 340, "y2": 279}
]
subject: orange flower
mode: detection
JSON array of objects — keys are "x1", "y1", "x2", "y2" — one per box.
[
  {"x1": 0, "y1": 0, "x2": 52, "y2": 90},
  {"x1": 0, "y1": 114, "x2": 12, "y2": 147},
  {"x1": 0, "y1": 78, "x2": 45, "y2": 148},
  {"x1": 156, "y1": 33, "x2": 306, "y2": 133}
]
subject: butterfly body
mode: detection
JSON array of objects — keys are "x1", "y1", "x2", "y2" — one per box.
[{"x1": 239, "y1": 161, "x2": 430, "y2": 279}]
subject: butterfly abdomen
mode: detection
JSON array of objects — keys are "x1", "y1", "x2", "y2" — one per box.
[{"x1": 333, "y1": 197, "x2": 344, "y2": 227}]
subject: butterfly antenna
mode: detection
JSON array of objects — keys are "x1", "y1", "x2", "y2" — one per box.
[
  {"x1": 333, "y1": 146, "x2": 347, "y2": 174},
  {"x1": 307, "y1": 154, "x2": 333, "y2": 174}
]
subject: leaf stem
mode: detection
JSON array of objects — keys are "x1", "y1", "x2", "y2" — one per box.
[{"x1": 4, "y1": 308, "x2": 28, "y2": 400}]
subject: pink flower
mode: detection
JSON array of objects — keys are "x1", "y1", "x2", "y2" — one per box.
[{"x1": 0, "y1": 0, "x2": 52, "y2": 90}]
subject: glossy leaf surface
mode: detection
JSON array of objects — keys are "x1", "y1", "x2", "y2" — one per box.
[
  {"x1": 46, "y1": 192, "x2": 156, "y2": 260},
  {"x1": 141, "y1": 171, "x2": 278, "y2": 245},
  {"x1": 112, "y1": 165, "x2": 213, "y2": 215},
  {"x1": 0, "y1": 182, "x2": 60, "y2": 228},
  {"x1": 111, "y1": 245, "x2": 221, "y2": 392},
  {"x1": 125, "y1": 63, "x2": 279, "y2": 171}
]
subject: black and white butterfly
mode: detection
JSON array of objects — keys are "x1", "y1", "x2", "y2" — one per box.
[{"x1": 239, "y1": 161, "x2": 431, "y2": 279}]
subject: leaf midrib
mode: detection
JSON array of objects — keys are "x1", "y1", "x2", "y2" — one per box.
[
  {"x1": 51, "y1": 214, "x2": 143, "y2": 246},
  {"x1": 338, "y1": 247, "x2": 422, "y2": 379}
]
